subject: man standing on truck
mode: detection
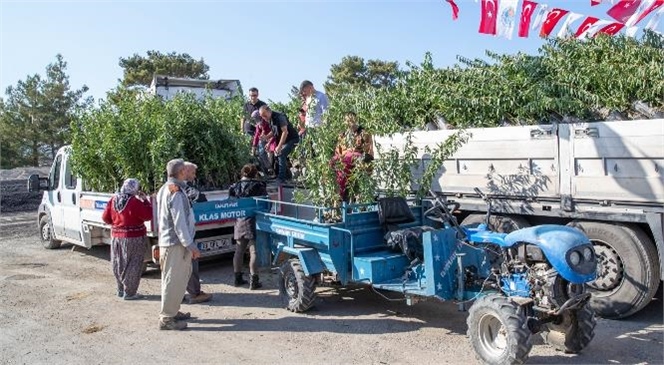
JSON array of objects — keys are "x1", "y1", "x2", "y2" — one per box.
[
  {"x1": 156, "y1": 158, "x2": 202, "y2": 331},
  {"x1": 299, "y1": 80, "x2": 329, "y2": 135},
  {"x1": 182, "y1": 162, "x2": 212, "y2": 305},
  {"x1": 259, "y1": 105, "x2": 299, "y2": 183},
  {"x1": 240, "y1": 87, "x2": 267, "y2": 137}
]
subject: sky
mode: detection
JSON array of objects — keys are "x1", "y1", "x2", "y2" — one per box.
[{"x1": 0, "y1": 0, "x2": 660, "y2": 104}]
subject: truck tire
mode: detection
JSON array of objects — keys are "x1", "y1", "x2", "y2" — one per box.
[
  {"x1": 39, "y1": 214, "x2": 62, "y2": 249},
  {"x1": 461, "y1": 214, "x2": 530, "y2": 233},
  {"x1": 467, "y1": 294, "x2": 533, "y2": 365},
  {"x1": 279, "y1": 258, "x2": 316, "y2": 313},
  {"x1": 567, "y1": 221, "x2": 660, "y2": 319},
  {"x1": 540, "y1": 303, "x2": 596, "y2": 353}
]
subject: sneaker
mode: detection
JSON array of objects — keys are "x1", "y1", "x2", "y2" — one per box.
[
  {"x1": 117, "y1": 290, "x2": 124, "y2": 298},
  {"x1": 123, "y1": 293, "x2": 144, "y2": 301},
  {"x1": 174, "y1": 311, "x2": 191, "y2": 321},
  {"x1": 159, "y1": 318, "x2": 188, "y2": 331},
  {"x1": 188, "y1": 291, "x2": 212, "y2": 304}
]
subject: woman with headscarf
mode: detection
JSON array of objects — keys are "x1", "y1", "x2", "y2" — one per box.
[{"x1": 102, "y1": 178, "x2": 153, "y2": 300}]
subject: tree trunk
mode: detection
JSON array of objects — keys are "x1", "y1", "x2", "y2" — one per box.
[{"x1": 31, "y1": 141, "x2": 39, "y2": 167}]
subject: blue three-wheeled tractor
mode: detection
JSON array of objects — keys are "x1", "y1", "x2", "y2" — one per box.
[{"x1": 247, "y1": 188, "x2": 597, "y2": 364}]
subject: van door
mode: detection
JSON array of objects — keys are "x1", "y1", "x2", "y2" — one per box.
[
  {"x1": 61, "y1": 151, "x2": 82, "y2": 243},
  {"x1": 48, "y1": 153, "x2": 66, "y2": 238}
]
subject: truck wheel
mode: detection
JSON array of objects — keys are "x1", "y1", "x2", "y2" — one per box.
[
  {"x1": 279, "y1": 258, "x2": 316, "y2": 313},
  {"x1": 467, "y1": 294, "x2": 532, "y2": 365},
  {"x1": 39, "y1": 215, "x2": 62, "y2": 249},
  {"x1": 567, "y1": 221, "x2": 660, "y2": 319},
  {"x1": 461, "y1": 214, "x2": 530, "y2": 233},
  {"x1": 540, "y1": 303, "x2": 596, "y2": 353}
]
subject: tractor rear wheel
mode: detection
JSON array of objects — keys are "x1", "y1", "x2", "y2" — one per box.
[
  {"x1": 279, "y1": 258, "x2": 316, "y2": 312},
  {"x1": 467, "y1": 294, "x2": 532, "y2": 365},
  {"x1": 540, "y1": 303, "x2": 596, "y2": 353}
]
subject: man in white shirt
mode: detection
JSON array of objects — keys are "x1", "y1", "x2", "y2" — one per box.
[{"x1": 299, "y1": 80, "x2": 329, "y2": 132}]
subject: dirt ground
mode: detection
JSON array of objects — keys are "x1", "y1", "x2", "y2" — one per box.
[{"x1": 1, "y1": 211, "x2": 662, "y2": 365}]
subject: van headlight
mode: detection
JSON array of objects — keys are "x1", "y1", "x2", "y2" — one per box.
[{"x1": 583, "y1": 246, "x2": 593, "y2": 261}]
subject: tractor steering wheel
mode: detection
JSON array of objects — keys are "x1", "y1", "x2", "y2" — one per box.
[{"x1": 424, "y1": 193, "x2": 460, "y2": 223}]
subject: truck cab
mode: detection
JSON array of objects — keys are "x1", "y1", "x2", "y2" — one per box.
[
  {"x1": 30, "y1": 146, "x2": 84, "y2": 248},
  {"x1": 29, "y1": 146, "x2": 277, "y2": 268}
]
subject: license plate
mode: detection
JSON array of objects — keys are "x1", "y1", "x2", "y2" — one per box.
[{"x1": 197, "y1": 237, "x2": 232, "y2": 252}]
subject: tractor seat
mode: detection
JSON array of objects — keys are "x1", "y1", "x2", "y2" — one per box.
[{"x1": 377, "y1": 197, "x2": 432, "y2": 261}]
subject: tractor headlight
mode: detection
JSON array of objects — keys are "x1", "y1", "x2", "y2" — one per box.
[
  {"x1": 583, "y1": 247, "x2": 593, "y2": 261},
  {"x1": 569, "y1": 251, "x2": 581, "y2": 266}
]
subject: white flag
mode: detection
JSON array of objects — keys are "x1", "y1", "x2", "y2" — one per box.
[
  {"x1": 497, "y1": 0, "x2": 520, "y2": 39},
  {"x1": 557, "y1": 12, "x2": 583, "y2": 38},
  {"x1": 578, "y1": 19, "x2": 612, "y2": 40},
  {"x1": 625, "y1": 0, "x2": 655, "y2": 27},
  {"x1": 530, "y1": 4, "x2": 549, "y2": 30},
  {"x1": 645, "y1": 6, "x2": 664, "y2": 30},
  {"x1": 626, "y1": 26, "x2": 640, "y2": 37}
]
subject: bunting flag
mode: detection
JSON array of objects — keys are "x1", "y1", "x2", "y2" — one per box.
[
  {"x1": 644, "y1": 6, "x2": 664, "y2": 29},
  {"x1": 497, "y1": 0, "x2": 520, "y2": 39},
  {"x1": 479, "y1": 0, "x2": 498, "y2": 35},
  {"x1": 591, "y1": 0, "x2": 602, "y2": 5},
  {"x1": 446, "y1": 0, "x2": 460, "y2": 20},
  {"x1": 607, "y1": 0, "x2": 642, "y2": 23},
  {"x1": 539, "y1": 8, "x2": 570, "y2": 37},
  {"x1": 575, "y1": 16, "x2": 601, "y2": 37},
  {"x1": 531, "y1": 4, "x2": 550, "y2": 30},
  {"x1": 557, "y1": 12, "x2": 584, "y2": 38},
  {"x1": 519, "y1": 0, "x2": 539, "y2": 37},
  {"x1": 579, "y1": 19, "x2": 613, "y2": 38},
  {"x1": 625, "y1": 25, "x2": 640, "y2": 36},
  {"x1": 626, "y1": 0, "x2": 664, "y2": 26},
  {"x1": 596, "y1": 21, "x2": 626, "y2": 35}
]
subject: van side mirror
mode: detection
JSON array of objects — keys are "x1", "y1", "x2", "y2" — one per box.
[{"x1": 27, "y1": 174, "x2": 49, "y2": 192}]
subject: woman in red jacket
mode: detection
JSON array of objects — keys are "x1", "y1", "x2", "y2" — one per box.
[{"x1": 102, "y1": 178, "x2": 153, "y2": 300}]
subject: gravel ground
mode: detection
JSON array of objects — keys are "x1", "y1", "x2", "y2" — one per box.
[
  {"x1": 0, "y1": 210, "x2": 662, "y2": 364},
  {"x1": 1, "y1": 167, "x2": 50, "y2": 213}
]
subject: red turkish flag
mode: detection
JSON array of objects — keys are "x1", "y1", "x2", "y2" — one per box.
[
  {"x1": 539, "y1": 8, "x2": 569, "y2": 37},
  {"x1": 518, "y1": 0, "x2": 539, "y2": 37},
  {"x1": 631, "y1": 0, "x2": 664, "y2": 26},
  {"x1": 591, "y1": 0, "x2": 602, "y2": 5},
  {"x1": 607, "y1": 0, "x2": 642, "y2": 23},
  {"x1": 574, "y1": 16, "x2": 600, "y2": 37},
  {"x1": 596, "y1": 22, "x2": 626, "y2": 36},
  {"x1": 479, "y1": 0, "x2": 498, "y2": 35},
  {"x1": 446, "y1": 0, "x2": 460, "y2": 20}
]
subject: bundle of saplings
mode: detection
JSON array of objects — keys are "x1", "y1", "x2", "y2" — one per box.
[{"x1": 70, "y1": 88, "x2": 249, "y2": 193}]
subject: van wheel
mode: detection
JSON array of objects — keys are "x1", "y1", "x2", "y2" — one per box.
[
  {"x1": 567, "y1": 221, "x2": 660, "y2": 319},
  {"x1": 461, "y1": 214, "x2": 530, "y2": 233},
  {"x1": 39, "y1": 215, "x2": 62, "y2": 249}
]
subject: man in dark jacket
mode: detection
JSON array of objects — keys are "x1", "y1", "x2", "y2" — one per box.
[
  {"x1": 241, "y1": 87, "x2": 267, "y2": 137},
  {"x1": 229, "y1": 164, "x2": 268, "y2": 289},
  {"x1": 182, "y1": 162, "x2": 212, "y2": 304},
  {"x1": 258, "y1": 105, "x2": 299, "y2": 182}
]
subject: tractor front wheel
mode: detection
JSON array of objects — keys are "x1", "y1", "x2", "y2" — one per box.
[
  {"x1": 467, "y1": 294, "x2": 533, "y2": 365},
  {"x1": 279, "y1": 258, "x2": 316, "y2": 313},
  {"x1": 540, "y1": 303, "x2": 596, "y2": 353}
]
